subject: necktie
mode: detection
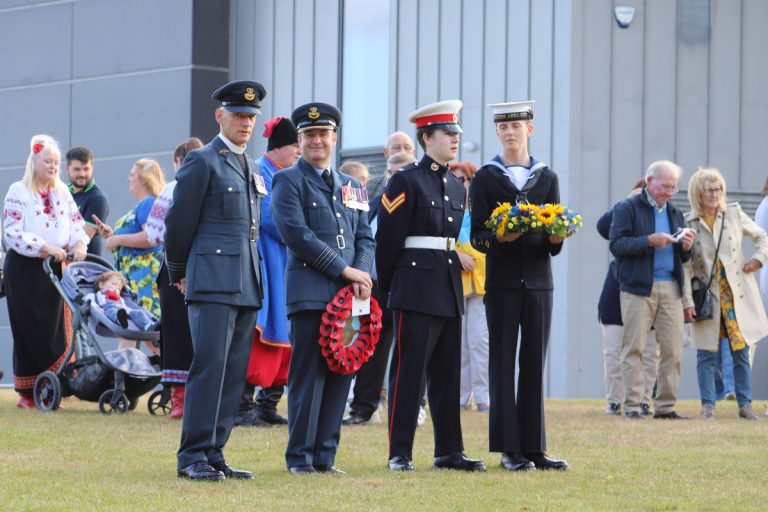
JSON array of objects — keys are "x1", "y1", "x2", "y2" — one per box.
[
  {"x1": 322, "y1": 169, "x2": 333, "y2": 189},
  {"x1": 234, "y1": 152, "x2": 248, "y2": 174}
]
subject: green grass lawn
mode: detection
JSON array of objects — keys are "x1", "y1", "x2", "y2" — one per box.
[{"x1": 1, "y1": 389, "x2": 767, "y2": 511}]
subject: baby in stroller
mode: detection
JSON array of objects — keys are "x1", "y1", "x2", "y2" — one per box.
[{"x1": 86, "y1": 271, "x2": 158, "y2": 331}]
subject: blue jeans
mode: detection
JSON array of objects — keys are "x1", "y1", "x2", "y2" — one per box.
[
  {"x1": 697, "y1": 345, "x2": 752, "y2": 407},
  {"x1": 714, "y1": 338, "x2": 735, "y2": 399}
]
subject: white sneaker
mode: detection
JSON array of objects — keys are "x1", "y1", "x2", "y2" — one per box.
[{"x1": 417, "y1": 406, "x2": 427, "y2": 426}]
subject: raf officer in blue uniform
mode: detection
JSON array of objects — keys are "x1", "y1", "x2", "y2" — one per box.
[
  {"x1": 376, "y1": 100, "x2": 485, "y2": 472},
  {"x1": 270, "y1": 102, "x2": 375, "y2": 474},
  {"x1": 165, "y1": 80, "x2": 266, "y2": 481}
]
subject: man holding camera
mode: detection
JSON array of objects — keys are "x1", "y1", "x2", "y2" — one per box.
[{"x1": 609, "y1": 160, "x2": 695, "y2": 420}]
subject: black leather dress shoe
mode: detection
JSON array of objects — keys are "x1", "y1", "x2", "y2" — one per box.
[
  {"x1": 624, "y1": 411, "x2": 643, "y2": 420},
  {"x1": 288, "y1": 465, "x2": 316, "y2": 475},
  {"x1": 523, "y1": 453, "x2": 569, "y2": 471},
  {"x1": 500, "y1": 453, "x2": 535, "y2": 471},
  {"x1": 177, "y1": 462, "x2": 225, "y2": 481},
  {"x1": 210, "y1": 461, "x2": 253, "y2": 480},
  {"x1": 653, "y1": 411, "x2": 691, "y2": 420},
  {"x1": 433, "y1": 452, "x2": 486, "y2": 472},
  {"x1": 342, "y1": 412, "x2": 372, "y2": 425},
  {"x1": 314, "y1": 465, "x2": 346, "y2": 474},
  {"x1": 388, "y1": 456, "x2": 414, "y2": 471},
  {"x1": 256, "y1": 408, "x2": 288, "y2": 425}
]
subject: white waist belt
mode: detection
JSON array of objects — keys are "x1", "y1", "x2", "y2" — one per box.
[{"x1": 403, "y1": 236, "x2": 456, "y2": 251}]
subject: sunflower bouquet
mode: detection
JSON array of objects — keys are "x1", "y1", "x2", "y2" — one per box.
[{"x1": 485, "y1": 202, "x2": 583, "y2": 238}]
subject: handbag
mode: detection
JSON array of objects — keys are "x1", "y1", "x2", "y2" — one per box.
[{"x1": 691, "y1": 214, "x2": 724, "y2": 322}]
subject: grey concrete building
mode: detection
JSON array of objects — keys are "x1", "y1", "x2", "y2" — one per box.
[{"x1": 2, "y1": 0, "x2": 768, "y2": 400}]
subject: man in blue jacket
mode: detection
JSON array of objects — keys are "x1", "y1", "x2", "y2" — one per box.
[
  {"x1": 165, "y1": 80, "x2": 266, "y2": 480},
  {"x1": 609, "y1": 160, "x2": 695, "y2": 420},
  {"x1": 271, "y1": 102, "x2": 375, "y2": 475}
]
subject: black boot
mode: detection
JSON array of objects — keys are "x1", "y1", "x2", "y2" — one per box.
[
  {"x1": 255, "y1": 385, "x2": 288, "y2": 425},
  {"x1": 234, "y1": 383, "x2": 257, "y2": 427}
]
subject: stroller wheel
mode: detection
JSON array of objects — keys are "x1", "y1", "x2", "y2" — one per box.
[
  {"x1": 33, "y1": 371, "x2": 62, "y2": 412},
  {"x1": 147, "y1": 389, "x2": 171, "y2": 416},
  {"x1": 98, "y1": 389, "x2": 128, "y2": 414}
]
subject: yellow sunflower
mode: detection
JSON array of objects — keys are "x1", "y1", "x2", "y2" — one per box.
[
  {"x1": 491, "y1": 202, "x2": 512, "y2": 218},
  {"x1": 536, "y1": 206, "x2": 556, "y2": 225}
]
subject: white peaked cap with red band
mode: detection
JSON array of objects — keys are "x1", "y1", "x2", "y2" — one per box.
[{"x1": 408, "y1": 99, "x2": 463, "y2": 133}]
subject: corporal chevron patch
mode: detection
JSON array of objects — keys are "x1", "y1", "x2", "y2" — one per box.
[{"x1": 381, "y1": 191, "x2": 406, "y2": 214}]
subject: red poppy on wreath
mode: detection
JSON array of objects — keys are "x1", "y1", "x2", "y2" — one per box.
[
  {"x1": 318, "y1": 284, "x2": 383, "y2": 375},
  {"x1": 33, "y1": 142, "x2": 44, "y2": 154}
]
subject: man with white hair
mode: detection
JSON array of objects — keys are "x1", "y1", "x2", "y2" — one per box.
[{"x1": 609, "y1": 160, "x2": 695, "y2": 420}]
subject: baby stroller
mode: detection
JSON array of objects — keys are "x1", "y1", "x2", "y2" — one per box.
[{"x1": 32, "y1": 254, "x2": 161, "y2": 414}]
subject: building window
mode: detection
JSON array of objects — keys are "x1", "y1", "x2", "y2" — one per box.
[{"x1": 341, "y1": 0, "x2": 389, "y2": 149}]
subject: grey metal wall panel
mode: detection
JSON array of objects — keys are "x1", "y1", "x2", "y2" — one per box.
[
  {"x1": 643, "y1": 0, "x2": 677, "y2": 170},
  {"x1": 740, "y1": 0, "x2": 768, "y2": 192},
  {"x1": 72, "y1": 0, "x2": 192, "y2": 77},
  {"x1": 0, "y1": 84, "x2": 72, "y2": 168},
  {"x1": 437, "y1": 0, "x2": 461, "y2": 101},
  {"x1": 416, "y1": 0, "x2": 440, "y2": 105},
  {"x1": 394, "y1": 0, "x2": 418, "y2": 132},
  {"x1": 505, "y1": 0, "x2": 530, "y2": 103},
  {"x1": 313, "y1": 0, "x2": 340, "y2": 103},
  {"x1": 528, "y1": 0, "x2": 553, "y2": 166},
  {"x1": 460, "y1": 0, "x2": 484, "y2": 163},
  {"x1": 482, "y1": 0, "x2": 507, "y2": 160},
  {"x1": 707, "y1": 0, "x2": 741, "y2": 186},
  {"x1": 294, "y1": 0, "x2": 315, "y2": 103},
  {"x1": 609, "y1": 0, "x2": 645, "y2": 200},
  {"x1": 70, "y1": 69, "x2": 192, "y2": 158},
  {"x1": 675, "y1": 1, "x2": 710, "y2": 178},
  {"x1": 271, "y1": 0, "x2": 296, "y2": 116},
  {"x1": 0, "y1": 2, "x2": 72, "y2": 88}
]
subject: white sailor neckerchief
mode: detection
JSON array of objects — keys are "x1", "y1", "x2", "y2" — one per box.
[{"x1": 486, "y1": 154, "x2": 547, "y2": 203}]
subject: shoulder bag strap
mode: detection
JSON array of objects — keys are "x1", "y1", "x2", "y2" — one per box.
[{"x1": 704, "y1": 213, "x2": 725, "y2": 291}]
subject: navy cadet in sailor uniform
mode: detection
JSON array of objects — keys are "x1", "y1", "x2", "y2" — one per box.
[
  {"x1": 270, "y1": 102, "x2": 375, "y2": 475},
  {"x1": 376, "y1": 100, "x2": 486, "y2": 472},
  {"x1": 469, "y1": 100, "x2": 569, "y2": 471},
  {"x1": 165, "y1": 80, "x2": 266, "y2": 481}
]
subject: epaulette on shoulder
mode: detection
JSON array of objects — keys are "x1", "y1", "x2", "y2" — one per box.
[{"x1": 398, "y1": 162, "x2": 419, "y2": 174}]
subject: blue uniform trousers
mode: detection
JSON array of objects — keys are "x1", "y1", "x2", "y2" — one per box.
[
  {"x1": 285, "y1": 310, "x2": 353, "y2": 469},
  {"x1": 177, "y1": 302, "x2": 258, "y2": 469}
]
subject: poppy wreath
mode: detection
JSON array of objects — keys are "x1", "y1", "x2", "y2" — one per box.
[{"x1": 318, "y1": 284, "x2": 383, "y2": 375}]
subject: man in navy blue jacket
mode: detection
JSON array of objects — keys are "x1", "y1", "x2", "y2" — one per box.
[{"x1": 609, "y1": 160, "x2": 695, "y2": 420}]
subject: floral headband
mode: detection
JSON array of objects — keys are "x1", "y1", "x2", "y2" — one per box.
[{"x1": 32, "y1": 142, "x2": 44, "y2": 154}]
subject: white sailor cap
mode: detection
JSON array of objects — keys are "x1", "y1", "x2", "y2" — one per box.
[
  {"x1": 409, "y1": 99, "x2": 463, "y2": 133},
  {"x1": 487, "y1": 100, "x2": 535, "y2": 122}
]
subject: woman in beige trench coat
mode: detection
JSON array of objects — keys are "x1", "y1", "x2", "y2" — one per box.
[{"x1": 683, "y1": 167, "x2": 768, "y2": 420}]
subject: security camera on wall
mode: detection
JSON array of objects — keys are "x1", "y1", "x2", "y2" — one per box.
[{"x1": 614, "y1": 6, "x2": 635, "y2": 29}]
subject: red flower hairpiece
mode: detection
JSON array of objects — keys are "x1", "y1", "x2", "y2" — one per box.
[
  {"x1": 32, "y1": 142, "x2": 44, "y2": 154},
  {"x1": 262, "y1": 116, "x2": 284, "y2": 138}
]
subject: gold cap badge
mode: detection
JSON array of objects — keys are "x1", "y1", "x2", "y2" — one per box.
[
  {"x1": 308, "y1": 106, "x2": 320, "y2": 120},
  {"x1": 244, "y1": 88, "x2": 256, "y2": 101}
]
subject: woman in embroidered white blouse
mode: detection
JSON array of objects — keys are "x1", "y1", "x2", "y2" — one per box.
[{"x1": 2, "y1": 134, "x2": 88, "y2": 409}]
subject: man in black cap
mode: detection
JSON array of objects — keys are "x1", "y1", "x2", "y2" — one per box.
[
  {"x1": 165, "y1": 80, "x2": 267, "y2": 481},
  {"x1": 376, "y1": 100, "x2": 486, "y2": 472},
  {"x1": 237, "y1": 117, "x2": 300, "y2": 428},
  {"x1": 270, "y1": 102, "x2": 375, "y2": 474}
]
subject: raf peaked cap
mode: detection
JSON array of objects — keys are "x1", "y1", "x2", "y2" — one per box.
[
  {"x1": 212, "y1": 80, "x2": 267, "y2": 115},
  {"x1": 291, "y1": 102, "x2": 342, "y2": 132},
  {"x1": 263, "y1": 116, "x2": 298, "y2": 150},
  {"x1": 487, "y1": 100, "x2": 535, "y2": 122},
  {"x1": 409, "y1": 99, "x2": 463, "y2": 133}
]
